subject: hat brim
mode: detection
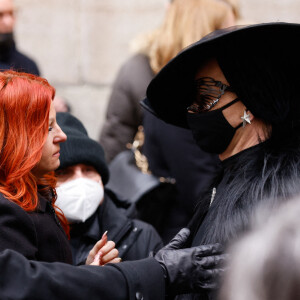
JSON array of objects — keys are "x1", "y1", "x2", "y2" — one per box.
[{"x1": 143, "y1": 22, "x2": 300, "y2": 128}]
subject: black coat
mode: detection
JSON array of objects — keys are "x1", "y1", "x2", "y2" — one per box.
[
  {"x1": 0, "y1": 193, "x2": 72, "y2": 264},
  {"x1": 0, "y1": 249, "x2": 165, "y2": 300},
  {"x1": 143, "y1": 110, "x2": 220, "y2": 243},
  {"x1": 70, "y1": 192, "x2": 164, "y2": 265},
  {"x1": 0, "y1": 40, "x2": 40, "y2": 75}
]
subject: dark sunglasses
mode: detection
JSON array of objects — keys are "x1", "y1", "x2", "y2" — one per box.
[{"x1": 187, "y1": 77, "x2": 234, "y2": 113}]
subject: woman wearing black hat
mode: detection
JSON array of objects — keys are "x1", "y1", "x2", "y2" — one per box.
[{"x1": 144, "y1": 22, "x2": 300, "y2": 299}]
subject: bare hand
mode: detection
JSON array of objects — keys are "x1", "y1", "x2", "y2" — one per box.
[{"x1": 86, "y1": 231, "x2": 121, "y2": 266}]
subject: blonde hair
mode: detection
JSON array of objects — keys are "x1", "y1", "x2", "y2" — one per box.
[
  {"x1": 132, "y1": 0, "x2": 235, "y2": 74},
  {"x1": 222, "y1": 0, "x2": 240, "y2": 19}
]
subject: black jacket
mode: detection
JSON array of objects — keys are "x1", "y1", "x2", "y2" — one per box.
[
  {"x1": 70, "y1": 191, "x2": 164, "y2": 265},
  {"x1": 0, "y1": 40, "x2": 40, "y2": 75},
  {"x1": 0, "y1": 249, "x2": 165, "y2": 300},
  {"x1": 143, "y1": 110, "x2": 220, "y2": 243},
  {"x1": 0, "y1": 193, "x2": 72, "y2": 264}
]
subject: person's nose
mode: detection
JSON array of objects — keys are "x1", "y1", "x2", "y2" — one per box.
[
  {"x1": 73, "y1": 168, "x2": 84, "y2": 179},
  {"x1": 54, "y1": 125, "x2": 67, "y2": 144},
  {"x1": 1, "y1": 13, "x2": 14, "y2": 31}
]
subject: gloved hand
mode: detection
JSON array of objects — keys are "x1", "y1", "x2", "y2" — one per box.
[{"x1": 154, "y1": 228, "x2": 227, "y2": 295}]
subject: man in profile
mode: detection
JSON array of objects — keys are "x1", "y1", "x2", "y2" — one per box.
[{"x1": 0, "y1": 0, "x2": 40, "y2": 74}]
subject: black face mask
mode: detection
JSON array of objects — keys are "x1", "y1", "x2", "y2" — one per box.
[{"x1": 186, "y1": 98, "x2": 242, "y2": 154}]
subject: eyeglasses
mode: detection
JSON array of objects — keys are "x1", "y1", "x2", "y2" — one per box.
[{"x1": 187, "y1": 77, "x2": 233, "y2": 113}]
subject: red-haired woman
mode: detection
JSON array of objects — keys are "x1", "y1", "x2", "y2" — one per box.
[{"x1": 0, "y1": 70, "x2": 119, "y2": 265}]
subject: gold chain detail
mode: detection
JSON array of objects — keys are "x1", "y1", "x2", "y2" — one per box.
[{"x1": 127, "y1": 126, "x2": 152, "y2": 174}]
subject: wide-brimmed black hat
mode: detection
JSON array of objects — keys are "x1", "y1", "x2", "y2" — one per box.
[
  {"x1": 56, "y1": 112, "x2": 109, "y2": 185},
  {"x1": 143, "y1": 22, "x2": 300, "y2": 128}
]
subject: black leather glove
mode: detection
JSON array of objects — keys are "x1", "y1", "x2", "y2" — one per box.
[{"x1": 154, "y1": 228, "x2": 226, "y2": 295}]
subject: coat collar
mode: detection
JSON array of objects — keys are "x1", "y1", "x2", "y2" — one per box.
[
  {"x1": 70, "y1": 193, "x2": 133, "y2": 244},
  {"x1": 36, "y1": 194, "x2": 49, "y2": 212}
]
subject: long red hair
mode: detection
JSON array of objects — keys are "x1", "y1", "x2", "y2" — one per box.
[{"x1": 0, "y1": 70, "x2": 69, "y2": 236}]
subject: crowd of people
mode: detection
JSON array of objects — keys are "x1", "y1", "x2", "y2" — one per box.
[{"x1": 1, "y1": 0, "x2": 300, "y2": 299}]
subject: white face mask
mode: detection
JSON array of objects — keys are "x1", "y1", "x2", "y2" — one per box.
[{"x1": 55, "y1": 177, "x2": 104, "y2": 223}]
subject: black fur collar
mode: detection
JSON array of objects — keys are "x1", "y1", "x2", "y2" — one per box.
[{"x1": 188, "y1": 135, "x2": 300, "y2": 247}]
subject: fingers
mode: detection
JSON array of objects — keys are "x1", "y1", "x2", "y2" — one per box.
[
  {"x1": 196, "y1": 266, "x2": 226, "y2": 283},
  {"x1": 89, "y1": 241, "x2": 119, "y2": 266},
  {"x1": 99, "y1": 240, "x2": 116, "y2": 257},
  {"x1": 193, "y1": 243, "x2": 224, "y2": 257},
  {"x1": 91, "y1": 236, "x2": 107, "y2": 255},
  {"x1": 85, "y1": 232, "x2": 108, "y2": 265},
  {"x1": 165, "y1": 228, "x2": 191, "y2": 250},
  {"x1": 90, "y1": 252, "x2": 102, "y2": 266},
  {"x1": 197, "y1": 253, "x2": 228, "y2": 269},
  {"x1": 108, "y1": 257, "x2": 122, "y2": 264},
  {"x1": 100, "y1": 241, "x2": 119, "y2": 265}
]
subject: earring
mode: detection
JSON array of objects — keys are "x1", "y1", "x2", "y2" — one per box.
[{"x1": 241, "y1": 109, "x2": 251, "y2": 128}]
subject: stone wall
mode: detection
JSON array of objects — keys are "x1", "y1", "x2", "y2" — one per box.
[{"x1": 14, "y1": 0, "x2": 300, "y2": 139}]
